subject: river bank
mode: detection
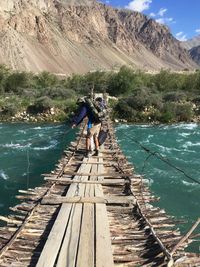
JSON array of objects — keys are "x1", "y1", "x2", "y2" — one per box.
[
  {"x1": 0, "y1": 108, "x2": 69, "y2": 123},
  {"x1": 1, "y1": 108, "x2": 200, "y2": 125}
]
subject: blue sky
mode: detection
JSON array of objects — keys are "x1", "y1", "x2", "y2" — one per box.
[{"x1": 100, "y1": 0, "x2": 200, "y2": 41}]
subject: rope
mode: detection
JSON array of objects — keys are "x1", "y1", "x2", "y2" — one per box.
[
  {"x1": 26, "y1": 148, "x2": 30, "y2": 189},
  {"x1": 123, "y1": 133, "x2": 200, "y2": 185}
]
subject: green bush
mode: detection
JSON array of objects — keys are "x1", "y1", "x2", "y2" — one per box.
[
  {"x1": 0, "y1": 67, "x2": 199, "y2": 123},
  {"x1": 114, "y1": 99, "x2": 137, "y2": 120},
  {"x1": 159, "y1": 111, "x2": 174, "y2": 123},
  {"x1": 193, "y1": 95, "x2": 200, "y2": 104},
  {"x1": 65, "y1": 74, "x2": 86, "y2": 94},
  {"x1": 1, "y1": 103, "x2": 18, "y2": 116},
  {"x1": 153, "y1": 70, "x2": 185, "y2": 92},
  {"x1": 34, "y1": 71, "x2": 59, "y2": 89},
  {"x1": 159, "y1": 102, "x2": 177, "y2": 123},
  {"x1": 84, "y1": 71, "x2": 110, "y2": 93},
  {"x1": 44, "y1": 87, "x2": 76, "y2": 100},
  {"x1": 27, "y1": 96, "x2": 53, "y2": 114},
  {"x1": 53, "y1": 99, "x2": 77, "y2": 114},
  {"x1": 125, "y1": 87, "x2": 162, "y2": 111},
  {"x1": 4, "y1": 72, "x2": 30, "y2": 93},
  {"x1": 0, "y1": 65, "x2": 10, "y2": 93},
  {"x1": 176, "y1": 102, "x2": 193, "y2": 121},
  {"x1": 163, "y1": 91, "x2": 187, "y2": 102},
  {"x1": 107, "y1": 66, "x2": 136, "y2": 96}
]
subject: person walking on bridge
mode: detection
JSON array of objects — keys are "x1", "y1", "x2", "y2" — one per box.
[{"x1": 72, "y1": 96, "x2": 104, "y2": 157}]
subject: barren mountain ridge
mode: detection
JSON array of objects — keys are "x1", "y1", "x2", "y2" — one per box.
[{"x1": 0, "y1": 0, "x2": 196, "y2": 74}]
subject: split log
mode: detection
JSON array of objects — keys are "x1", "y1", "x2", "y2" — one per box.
[
  {"x1": 41, "y1": 196, "x2": 136, "y2": 205},
  {"x1": 44, "y1": 177, "x2": 130, "y2": 185}
]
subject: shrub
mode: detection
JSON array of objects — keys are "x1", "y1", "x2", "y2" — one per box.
[
  {"x1": 125, "y1": 87, "x2": 162, "y2": 111},
  {"x1": 176, "y1": 102, "x2": 193, "y2": 121},
  {"x1": 160, "y1": 102, "x2": 177, "y2": 123},
  {"x1": 163, "y1": 91, "x2": 187, "y2": 102},
  {"x1": 65, "y1": 74, "x2": 86, "y2": 94},
  {"x1": 0, "y1": 65, "x2": 10, "y2": 93},
  {"x1": 114, "y1": 99, "x2": 137, "y2": 120},
  {"x1": 160, "y1": 102, "x2": 193, "y2": 122},
  {"x1": 148, "y1": 109, "x2": 162, "y2": 122},
  {"x1": 107, "y1": 66, "x2": 136, "y2": 96},
  {"x1": 35, "y1": 71, "x2": 59, "y2": 89},
  {"x1": 53, "y1": 99, "x2": 77, "y2": 114},
  {"x1": 27, "y1": 96, "x2": 53, "y2": 114},
  {"x1": 44, "y1": 87, "x2": 76, "y2": 100},
  {"x1": 1, "y1": 103, "x2": 18, "y2": 116},
  {"x1": 4, "y1": 72, "x2": 30, "y2": 93},
  {"x1": 182, "y1": 72, "x2": 200, "y2": 92},
  {"x1": 153, "y1": 70, "x2": 185, "y2": 92},
  {"x1": 22, "y1": 88, "x2": 38, "y2": 99},
  {"x1": 84, "y1": 71, "x2": 110, "y2": 93},
  {"x1": 159, "y1": 111, "x2": 174, "y2": 123}
]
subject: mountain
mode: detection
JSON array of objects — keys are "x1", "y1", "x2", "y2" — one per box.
[
  {"x1": 189, "y1": 45, "x2": 200, "y2": 65},
  {"x1": 182, "y1": 35, "x2": 200, "y2": 50},
  {"x1": 0, "y1": 0, "x2": 197, "y2": 74},
  {"x1": 181, "y1": 35, "x2": 200, "y2": 66}
]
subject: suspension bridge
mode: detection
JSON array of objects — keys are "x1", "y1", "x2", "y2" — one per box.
[{"x1": 0, "y1": 118, "x2": 199, "y2": 266}]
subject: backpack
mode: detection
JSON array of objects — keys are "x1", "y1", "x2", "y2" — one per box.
[
  {"x1": 98, "y1": 129, "x2": 108, "y2": 146},
  {"x1": 85, "y1": 98, "x2": 106, "y2": 122}
]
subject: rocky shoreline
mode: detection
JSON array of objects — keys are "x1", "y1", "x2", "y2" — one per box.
[
  {"x1": 1, "y1": 110, "x2": 200, "y2": 124},
  {"x1": 0, "y1": 108, "x2": 68, "y2": 123}
]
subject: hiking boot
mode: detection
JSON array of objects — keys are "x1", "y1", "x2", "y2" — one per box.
[{"x1": 93, "y1": 150, "x2": 100, "y2": 157}]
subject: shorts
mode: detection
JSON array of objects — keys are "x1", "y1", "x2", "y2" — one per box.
[{"x1": 87, "y1": 123, "x2": 101, "y2": 138}]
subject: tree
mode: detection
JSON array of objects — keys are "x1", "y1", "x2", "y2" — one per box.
[
  {"x1": 4, "y1": 72, "x2": 30, "y2": 93},
  {"x1": 0, "y1": 65, "x2": 10, "y2": 92},
  {"x1": 35, "y1": 71, "x2": 59, "y2": 89},
  {"x1": 107, "y1": 66, "x2": 136, "y2": 96}
]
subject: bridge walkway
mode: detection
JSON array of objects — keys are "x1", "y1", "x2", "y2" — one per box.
[{"x1": 0, "y1": 120, "x2": 199, "y2": 266}]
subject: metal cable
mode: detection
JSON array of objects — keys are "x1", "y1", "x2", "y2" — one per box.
[{"x1": 123, "y1": 133, "x2": 200, "y2": 185}]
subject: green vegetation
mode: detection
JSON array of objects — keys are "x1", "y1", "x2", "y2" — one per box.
[{"x1": 0, "y1": 64, "x2": 200, "y2": 123}]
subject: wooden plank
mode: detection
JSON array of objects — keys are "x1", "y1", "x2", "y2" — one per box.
[
  {"x1": 69, "y1": 161, "x2": 120, "y2": 165},
  {"x1": 36, "y1": 203, "x2": 73, "y2": 267},
  {"x1": 76, "y1": 160, "x2": 97, "y2": 267},
  {"x1": 95, "y1": 154, "x2": 114, "y2": 267},
  {"x1": 44, "y1": 177, "x2": 129, "y2": 185},
  {"x1": 76, "y1": 203, "x2": 94, "y2": 267},
  {"x1": 56, "y1": 162, "x2": 92, "y2": 267},
  {"x1": 36, "y1": 159, "x2": 91, "y2": 267},
  {"x1": 41, "y1": 196, "x2": 135, "y2": 205},
  {"x1": 63, "y1": 172, "x2": 131, "y2": 178}
]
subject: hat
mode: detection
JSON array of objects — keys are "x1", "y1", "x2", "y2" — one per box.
[{"x1": 76, "y1": 97, "x2": 86, "y2": 104}]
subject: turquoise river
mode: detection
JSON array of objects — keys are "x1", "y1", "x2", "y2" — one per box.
[{"x1": 0, "y1": 122, "x2": 199, "y2": 252}]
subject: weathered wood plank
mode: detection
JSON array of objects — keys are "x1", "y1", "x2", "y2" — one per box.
[
  {"x1": 56, "y1": 161, "x2": 92, "y2": 267},
  {"x1": 36, "y1": 159, "x2": 91, "y2": 267},
  {"x1": 76, "y1": 161, "x2": 97, "y2": 267},
  {"x1": 63, "y1": 172, "x2": 131, "y2": 178},
  {"x1": 95, "y1": 155, "x2": 114, "y2": 267},
  {"x1": 44, "y1": 177, "x2": 130, "y2": 185},
  {"x1": 41, "y1": 196, "x2": 135, "y2": 205}
]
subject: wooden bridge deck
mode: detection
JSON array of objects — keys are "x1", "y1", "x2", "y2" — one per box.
[{"x1": 0, "y1": 120, "x2": 199, "y2": 266}]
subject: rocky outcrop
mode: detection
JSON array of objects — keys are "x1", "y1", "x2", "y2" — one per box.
[
  {"x1": 189, "y1": 45, "x2": 200, "y2": 65},
  {"x1": 0, "y1": 0, "x2": 197, "y2": 73}
]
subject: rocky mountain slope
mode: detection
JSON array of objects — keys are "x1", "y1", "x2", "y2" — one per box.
[
  {"x1": 182, "y1": 35, "x2": 200, "y2": 50},
  {"x1": 0, "y1": 0, "x2": 197, "y2": 74},
  {"x1": 181, "y1": 35, "x2": 200, "y2": 66},
  {"x1": 189, "y1": 45, "x2": 200, "y2": 65}
]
